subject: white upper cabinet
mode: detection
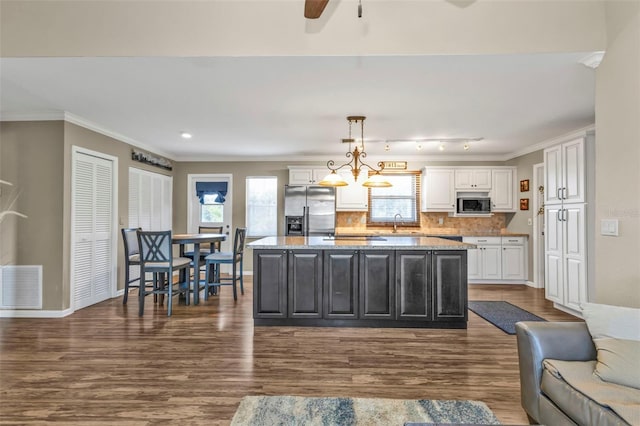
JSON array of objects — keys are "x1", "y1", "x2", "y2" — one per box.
[
  {"x1": 336, "y1": 172, "x2": 369, "y2": 211},
  {"x1": 490, "y1": 168, "x2": 516, "y2": 212},
  {"x1": 544, "y1": 138, "x2": 585, "y2": 205},
  {"x1": 423, "y1": 166, "x2": 517, "y2": 213},
  {"x1": 455, "y1": 169, "x2": 492, "y2": 190},
  {"x1": 288, "y1": 167, "x2": 330, "y2": 185},
  {"x1": 421, "y1": 168, "x2": 455, "y2": 212}
]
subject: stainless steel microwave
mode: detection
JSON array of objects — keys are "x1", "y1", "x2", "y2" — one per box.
[{"x1": 457, "y1": 197, "x2": 491, "y2": 214}]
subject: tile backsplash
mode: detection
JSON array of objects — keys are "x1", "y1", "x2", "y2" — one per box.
[{"x1": 336, "y1": 212, "x2": 507, "y2": 234}]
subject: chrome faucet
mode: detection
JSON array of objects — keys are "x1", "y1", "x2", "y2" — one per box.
[{"x1": 393, "y1": 213, "x2": 403, "y2": 233}]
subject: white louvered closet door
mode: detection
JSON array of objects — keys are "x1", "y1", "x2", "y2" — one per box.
[
  {"x1": 128, "y1": 168, "x2": 172, "y2": 231},
  {"x1": 73, "y1": 152, "x2": 114, "y2": 310}
]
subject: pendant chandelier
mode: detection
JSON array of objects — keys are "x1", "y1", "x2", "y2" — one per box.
[{"x1": 319, "y1": 116, "x2": 392, "y2": 188}]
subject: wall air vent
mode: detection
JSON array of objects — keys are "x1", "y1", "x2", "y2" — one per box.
[{"x1": 0, "y1": 266, "x2": 43, "y2": 309}]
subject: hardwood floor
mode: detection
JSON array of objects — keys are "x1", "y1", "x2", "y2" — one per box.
[{"x1": 0, "y1": 281, "x2": 578, "y2": 425}]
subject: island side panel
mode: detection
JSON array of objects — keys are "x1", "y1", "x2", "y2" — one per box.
[
  {"x1": 433, "y1": 250, "x2": 468, "y2": 321},
  {"x1": 396, "y1": 250, "x2": 432, "y2": 320},
  {"x1": 254, "y1": 250, "x2": 288, "y2": 318},
  {"x1": 323, "y1": 250, "x2": 359, "y2": 319},
  {"x1": 288, "y1": 250, "x2": 323, "y2": 318},
  {"x1": 359, "y1": 250, "x2": 395, "y2": 319}
]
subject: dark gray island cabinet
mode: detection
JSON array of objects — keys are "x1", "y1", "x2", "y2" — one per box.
[{"x1": 249, "y1": 236, "x2": 473, "y2": 329}]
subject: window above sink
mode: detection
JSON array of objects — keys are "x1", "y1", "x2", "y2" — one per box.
[{"x1": 367, "y1": 171, "x2": 421, "y2": 228}]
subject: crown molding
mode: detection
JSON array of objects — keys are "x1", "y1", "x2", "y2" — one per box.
[
  {"x1": 504, "y1": 124, "x2": 596, "y2": 160},
  {"x1": 63, "y1": 112, "x2": 176, "y2": 161},
  {"x1": 0, "y1": 111, "x2": 65, "y2": 121},
  {"x1": 1, "y1": 110, "x2": 177, "y2": 160},
  {"x1": 579, "y1": 51, "x2": 605, "y2": 69},
  {"x1": 3, "y1": 112, "x2": 595, "y2": 164}
]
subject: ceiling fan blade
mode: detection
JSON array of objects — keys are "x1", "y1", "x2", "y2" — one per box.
[{"x1": 304, "y1": 0, "x2": 329, "y2": 19}]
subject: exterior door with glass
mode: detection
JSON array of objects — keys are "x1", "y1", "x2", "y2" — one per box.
[{"x1": 187, "y1": 174, "x2": 233, "y2": 254}]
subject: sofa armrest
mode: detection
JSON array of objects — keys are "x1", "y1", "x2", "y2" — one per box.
[{"x1": 515, "y1": 321, "x2": 596, "y2": 422}]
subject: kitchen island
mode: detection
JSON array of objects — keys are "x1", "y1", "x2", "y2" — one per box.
[{"x1": 248, "y1": 236, "x2": 475, "y2": 329}]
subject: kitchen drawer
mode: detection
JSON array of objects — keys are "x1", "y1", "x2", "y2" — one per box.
[
  {"x1": 463, "y1": 236, "x2": 501, "y2": 245},
  {"x1": 501, "y1": 236, "x2": 525, "y2": 245}
]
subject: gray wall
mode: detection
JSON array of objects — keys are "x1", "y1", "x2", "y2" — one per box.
[
  {"x1": 506, "y1": 150, "x2": 544, "y2": 281},
  {"x1": 594, "y1": 2, "x2": 640, "y2": 307},
  {"x1": 0, "y1": 121, "x2": 173, "y2": 311},
  {"x1": 0, "y1": 121, "x2": 65, "y2": 310}
]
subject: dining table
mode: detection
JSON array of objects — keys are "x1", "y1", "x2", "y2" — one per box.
[{"x1": 172, "y1": 233, "x2": 227, "y2": 305}]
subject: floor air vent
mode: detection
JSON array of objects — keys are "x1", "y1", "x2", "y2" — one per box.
[{"x1": 0, "y1": 266, "x2": 43, "y2": 309}]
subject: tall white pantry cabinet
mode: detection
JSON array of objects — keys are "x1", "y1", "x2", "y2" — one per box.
[{"x1": 544, "y1": 137, "x2": 588, "y2": 313}]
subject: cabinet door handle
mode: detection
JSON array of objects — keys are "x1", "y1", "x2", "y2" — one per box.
[
  {"x1": 557, "y1": 210, "x2": 561, "y2": 222},
  {"x1": 557, "y1": 188, "x2": 561, "y2": 200},
  {"x1": 563, "y1": 187, "x2": 567, "y2": 200},
  {"x1": 563, "y1": 209, "x2": 568, "y2": 222},
  {"x1": 478, "y1": 239, "x2": 487, "y2": 242}
]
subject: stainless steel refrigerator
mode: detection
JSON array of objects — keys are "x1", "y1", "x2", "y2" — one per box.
[{"x1": 284, "y1": 185, "x2": 336, "y2": 236}]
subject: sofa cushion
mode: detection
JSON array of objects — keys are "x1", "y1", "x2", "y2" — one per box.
[
  {"x1": 543, "y1": 359, "x2": 640, "y2": 425},
  {"x1": 593, "y1": 338, "x2": 640, "y2": 390},
  {"x1": 581, "y1": 302, "x2": 640, "y2": 341}
]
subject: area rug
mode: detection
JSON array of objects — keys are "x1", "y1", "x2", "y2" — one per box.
[
  {"x1": 230, "y1": 395, "x2": 501, "y2": 425},
  {"x1": 468, "y1": 301, "x2": 546, "y2": 335}
]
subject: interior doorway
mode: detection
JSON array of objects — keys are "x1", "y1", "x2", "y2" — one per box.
[{"x1": 532, "y1": 163, "x2": 545, "y2": 289}]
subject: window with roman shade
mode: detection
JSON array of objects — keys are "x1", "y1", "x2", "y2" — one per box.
[{"x1": 195, "y1": 181, "x2": 228, "y2": 204}]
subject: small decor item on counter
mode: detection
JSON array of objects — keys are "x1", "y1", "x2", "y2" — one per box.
[
  {"x1": 520, "y1": 179, "x2": 530, "y2": 192},
  {"x1": 520, "y1": 198, "x2": 529, "y2": 210}
]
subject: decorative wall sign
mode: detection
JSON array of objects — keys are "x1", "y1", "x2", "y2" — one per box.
[
  {"x1": 382, "y1": 161, "x2": 407, "y2": 170},
  {"x1": 520, "y1": 198, "x2": 529, "y2": 210},
  {"x1": 131, "y1": 149, "x2": 172, "y2": 171},
  {"x1": 520, "y1": 179, "x2": 529, "y2": 192}
]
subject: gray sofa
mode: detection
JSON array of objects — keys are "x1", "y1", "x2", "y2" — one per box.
[{"x1": 515, "y1": 321, "x2": 632, "y2": 426}]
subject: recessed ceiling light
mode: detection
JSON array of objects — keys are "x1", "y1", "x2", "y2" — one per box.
[{"x1": 180, "y1": 132, "x2": 192, "y2": 139}]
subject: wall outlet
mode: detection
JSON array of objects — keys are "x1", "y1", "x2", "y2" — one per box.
[
  {"x1": 438, "y1": 217, "x2": 444, "y2": 225},
  {"x1": 527, "y1": 218, "x2": 533, "y2": 226}
]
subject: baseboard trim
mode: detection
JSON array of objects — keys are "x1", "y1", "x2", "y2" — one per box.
[
  {"x1": 468, "y1": 280, "x2": 527, "y2": 285},
  {"x1": 0, "y1": 308, "x2": 74, "y2": 318},
  {"x1": 552, "y1": 303, "x2": 583, "y2": 319}
]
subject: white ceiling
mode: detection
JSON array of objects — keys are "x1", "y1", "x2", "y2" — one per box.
[{"x1": 0, "y1": 53, "x2": 596, "y2": 161}]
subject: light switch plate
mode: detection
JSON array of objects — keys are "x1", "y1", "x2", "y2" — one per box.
[
  {"x1": 600, "y1": 219, "x2": 619, "y2": 236},
  {"x1": 527, "y1": 218, "x2": 533, "y2": 226}
]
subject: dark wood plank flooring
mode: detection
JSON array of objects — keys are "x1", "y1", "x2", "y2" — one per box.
[{"x1": 0, "y1": 281, "x2": 578, "y2": 425}]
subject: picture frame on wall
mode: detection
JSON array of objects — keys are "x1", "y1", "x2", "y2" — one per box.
[
  {"x1": 520, "y1": 179, "x2": 530, "y2": 192},
  {"x1": 520, "y1": 198, "x2": 529, "y2": 210}
]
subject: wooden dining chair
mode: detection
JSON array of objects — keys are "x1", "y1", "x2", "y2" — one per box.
[
  {"x1": 136, "y1": 230, "x2": 191, "y2": 316},
  {"x1": 203, "y1": 227, "x2": 247, "y2": 301},
  {"x1": 121, "y1": 227, "x2": 156, "y2": 305},
  {"x1": 183, "y1": 225, "x2": 224, "y2": 258},
  {"x1": 183, "y1": 225, "x2": 224, "y2": 294}
]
